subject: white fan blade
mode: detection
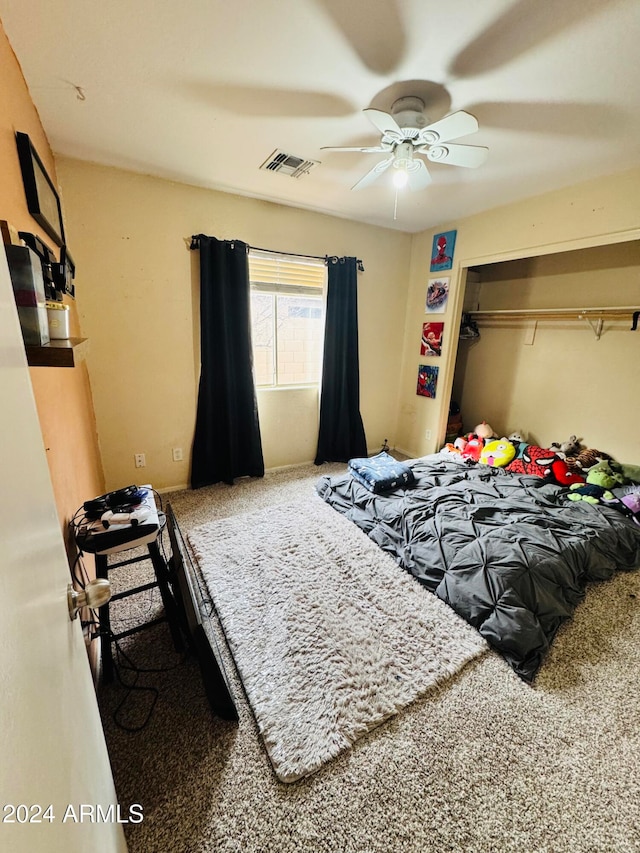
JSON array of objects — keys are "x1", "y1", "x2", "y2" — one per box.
[
  {"x1": 351, "y1": 156, "x2": 394, "y2": 190},
  {"x1": 363, "y1": 108, "x2": 404, "y2": 142},
  {"x1": 406, "y1": 160, "x2": 432, "y2": 190},
  {"x1": 422, "y1": 143, "x2": 489, "y2": 168},
  {"x1": 418, "y1": 110, "x2": 479, "y2": 144},
  {"x1": 320, "y1": 145, "x2": 390, "y2": 153}
]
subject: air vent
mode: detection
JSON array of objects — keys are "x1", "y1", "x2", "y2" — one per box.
[{"x1": 260, "y1": 149, "x2": 319, "y2": 178}]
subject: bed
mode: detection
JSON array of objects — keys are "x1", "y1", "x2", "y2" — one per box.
[{"x1": 316, "y1": 455, "x2": 640, "y2": 681}]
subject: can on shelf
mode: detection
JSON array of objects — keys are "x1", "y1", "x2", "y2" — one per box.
[{"x1": 45, "y1": 301, "x2": 70, "y2": 340}]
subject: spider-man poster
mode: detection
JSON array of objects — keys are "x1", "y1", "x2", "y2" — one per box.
[
  {"x1": 417, "y1": 364, "x2": 439, "y2": 398},
  {"x1": 430, "y1": 229, "x2": 456, "y2": 272},
  {"x1": 420, "y1": 322, "x2": 444, "y2": 357},
  {"x1": 425, "y1": 277, "x2": 449, "y2": 314}
]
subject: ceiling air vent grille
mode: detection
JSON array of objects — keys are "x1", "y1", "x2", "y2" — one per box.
[{"x1": 260, "y1": 149, "x2": 319, "y2": 178}]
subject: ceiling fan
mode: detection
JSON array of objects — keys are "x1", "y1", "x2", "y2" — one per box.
[{"x1": 322, "y1": 96, "x2": 488, "y2": 190}]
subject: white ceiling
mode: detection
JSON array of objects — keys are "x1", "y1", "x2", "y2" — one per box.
[{"x1": 2, "y1": 0, "x2": 640, "y2": 233}]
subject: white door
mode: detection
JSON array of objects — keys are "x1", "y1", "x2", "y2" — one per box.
[{"x1": 0, "y1": 249, "x2": 127, "y2": 853}]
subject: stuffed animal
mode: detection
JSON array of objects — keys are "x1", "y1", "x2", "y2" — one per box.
[
  {"x1": 586, "y1": 459, "x2": 627, "y2": 486},
  {"x1": 441, "y1": 443, "x2": 462, "y2": 457},
  {"x1": 621, "y1": 463, "x2": 640, "y2": 484},
  {"x1": 564, "y1": 447, "x2": 613, "y2": 476},
  {"x1": 548, "y1": 435, "x2": 583, "y2": 460},
  {"x1": 624, "y1": 492, "x2": 640, "y2": 509},
  {"x1": 508, "y1": 432, "x2": 528, "y2": 461},
  {"x1": 474, "y1": 422, "x2": 496, "y2": 440},
  {"x1": 603, "y1": 485, "x2": 640, "y2": 525},
  {"x1": 480, "y1": 439, "x2": 516, "y2": 468},
  {"x1": 506, "y1": 445, "x2": 557, "y2": 478},
  {"x1": 550, "y1": 458, "x2": 585, "y2": 487},
  {"x1": 441, "y1": 439, "x2": 469, "y2": 458},
  {"x1": 441, "y1": 433, "x2": 472, "y2": 456},
  {"x1": 567, "y1": 468, "x2": 618, "y2": 504},
  {"x1": 619, "y1": 491, "x2": 640, "y2": 525},
  {"x1": 460, "y1": 434, "x2": 484, "y2": 462},
  {"x1": 454, "y1": 435, "x2": 469, "y2": 452}
]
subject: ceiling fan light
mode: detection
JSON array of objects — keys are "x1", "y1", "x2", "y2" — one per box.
[{"x1": 393, "y1": 168, "x2": 408, "y2": 188}]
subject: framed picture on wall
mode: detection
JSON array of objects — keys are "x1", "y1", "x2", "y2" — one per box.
[
  {"x1": 417, "y1": 364, "x2": 439, "y2": 398},
  {"x1": 420, "y1": 321, "x2": 444, "y2": 357},
  {"x1": 425, "y1": 277, "x2": 449, "y2": 313},
  {"x1": 15, "y1": 131, "x2": 66, "y2": 248},
  {"x1": 430, "y1": 229, "x2": 456, "y2": 271}
]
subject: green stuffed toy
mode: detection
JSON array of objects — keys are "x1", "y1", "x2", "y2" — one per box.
[
  {"x1": 568, "y1": 468, "x2": 618, "y2": 504},
  {"x1": 586, "y1": 459, "x2": 628, "y2": 485}
]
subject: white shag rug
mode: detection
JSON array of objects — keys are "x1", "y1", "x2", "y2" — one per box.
[{"x1": 187, "y1": 497, "x2": 487, "y2": 783}]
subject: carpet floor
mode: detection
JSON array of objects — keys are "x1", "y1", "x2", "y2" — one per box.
[{"x1": 98, "y1": 462, "x2": 640, "y2": 853}]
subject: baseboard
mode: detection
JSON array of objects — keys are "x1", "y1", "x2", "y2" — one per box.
[
  {"x1": 267, "y1": 450, "x2": 389, "y2": 472},
  {"x1": 156, "y1": 483, "x2": 190, "y2": 494},
  {"x1": 394, "y1": 445, "x2": 419, "y2": 460},
  {"x1": 157, "y1": 451, "x2": 401, "y2": 491},
  {"x1": 265, "y1": 460, "x2": 315, "y2": 473},
  {"x1": 154, "y1": 463, "x2": 320, "y2": 492}
]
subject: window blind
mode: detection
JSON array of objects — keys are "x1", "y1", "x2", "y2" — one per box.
[{"x1": 248, "y1": 250, "x2": 326, "y2": 290}]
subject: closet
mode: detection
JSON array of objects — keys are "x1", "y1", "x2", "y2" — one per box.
[{"x1": 450, "y1": 240, "x2": 640, "y2": 461}]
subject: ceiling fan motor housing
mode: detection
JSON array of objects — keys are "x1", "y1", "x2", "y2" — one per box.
[{"x1": 390, "y1": 96, "x2": 428, "y2": 129}]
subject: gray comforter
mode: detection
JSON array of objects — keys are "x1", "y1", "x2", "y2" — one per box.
[{"x1": 316, "y1": 456, "x2": 640, "y2": 681}]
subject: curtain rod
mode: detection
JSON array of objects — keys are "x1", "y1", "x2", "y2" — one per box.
[{"x1": 189, "y1": 236, "x2": 364, "y2": 271}]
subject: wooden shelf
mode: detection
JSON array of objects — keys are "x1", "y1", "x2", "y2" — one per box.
[{"x1": 26, "y1": 337, "x2": 88, "y2": 368}]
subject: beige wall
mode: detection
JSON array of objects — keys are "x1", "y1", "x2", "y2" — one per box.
[
  {"x1": 396, "y1": 167, "x2": 640, "y2": 462},
  {"x1": 57, "y1": 158, "x2": 412, "y2": 490},
  {"x1": 0, "y1": 22, "x2": 104, "y2": 549}
]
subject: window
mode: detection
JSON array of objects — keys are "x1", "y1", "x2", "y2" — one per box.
[{"x1": 249, "y1": 250, "x2": 326, "y2": 388}]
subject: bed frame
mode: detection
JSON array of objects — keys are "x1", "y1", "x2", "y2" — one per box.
[{"x1": 165, "y1": 502, "x2": 238, "y2": 721}]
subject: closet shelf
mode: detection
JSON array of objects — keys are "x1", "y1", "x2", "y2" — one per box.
[{"x1": 26, "y1": 337, "x2": 88, "y2": 368}]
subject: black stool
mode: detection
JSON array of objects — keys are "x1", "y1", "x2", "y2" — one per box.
[{"x1": 92, "y1": 514, "x2": 184, "y2": 682}]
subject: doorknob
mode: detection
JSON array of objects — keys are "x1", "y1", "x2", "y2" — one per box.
[{"x1": 68, "y1": 579, "x2": 112, "y2": 621}]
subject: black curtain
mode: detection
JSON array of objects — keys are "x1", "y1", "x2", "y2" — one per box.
[
  {"x1": 191, "y1": 236, "x2": 264, "y2": 487},
  {"x1": 315, "y1": 256, "x2": 368, "y2": 464}
]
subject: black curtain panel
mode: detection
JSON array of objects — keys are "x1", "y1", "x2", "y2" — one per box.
[
  {"x1": 191, "y1": 235, "x2": 264, "y2": 487},
  {"x1": 315, "y1": 256, "x2": 368, "y2": 465}
]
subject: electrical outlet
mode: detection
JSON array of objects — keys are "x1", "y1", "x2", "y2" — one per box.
[
  {"x1": 425, "y1": 429, "x2": 432, "y2": 440},
  {"x1": 134, "y1": 452, "x2": 146, "y2": 468},
  {"x1": 172, "y1": 447, "x2": 183, "y2": 462}
]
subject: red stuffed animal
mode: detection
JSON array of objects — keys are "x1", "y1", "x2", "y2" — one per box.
[
  {"x1": 460, "y1": 434, "x2": 484, "y2": 462},
  {"x1": 550, "y1": 458, "x2": 586, "y2": 487}
]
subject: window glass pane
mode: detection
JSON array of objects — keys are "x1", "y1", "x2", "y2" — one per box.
[
  {"x1": 276, "y1": 294, "x2": 323, "y2": 386},
  {"x1": 249, "y1": 250, "x2": 326, "y2": 388},
  {"x1": 250, "y1": 292, "x2": 275, "y2": 386}
]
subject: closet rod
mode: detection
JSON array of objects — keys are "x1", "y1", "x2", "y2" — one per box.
[
  {"x1": 469, "y1": 306, "x2": 639, "y2": 320},
  {"x1": 468, "y1": 305, "x2": 640, "y2": 340}
]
